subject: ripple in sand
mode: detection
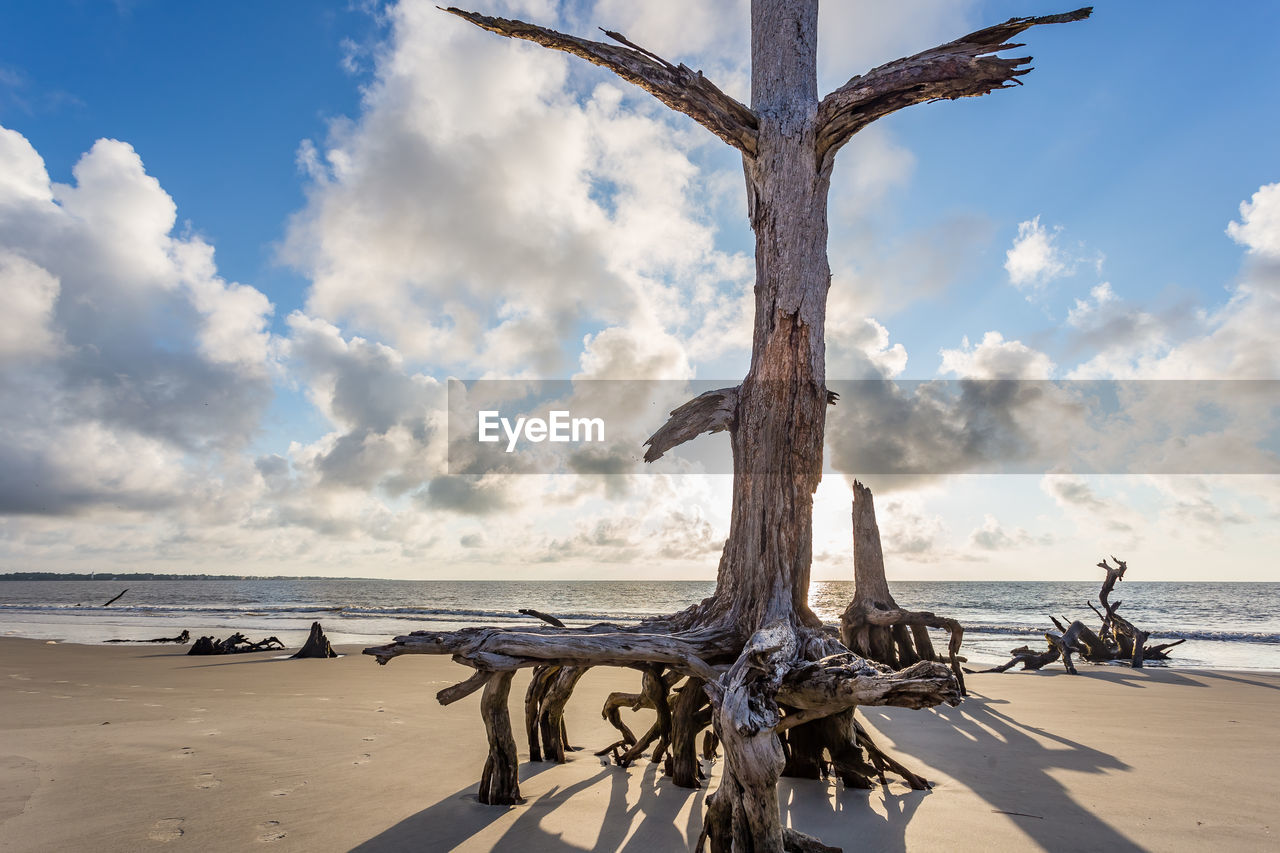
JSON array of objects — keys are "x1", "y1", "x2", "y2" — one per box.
[{"x1": 148, "y1": 817, "x2": 185, "y2": 842}]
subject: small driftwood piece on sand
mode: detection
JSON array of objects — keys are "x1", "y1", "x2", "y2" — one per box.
[
  {"x1": 291, "y1": 622, "x2": 338, "y2": 658},
  {"x1": 978, "y1": 557, "x2": 1185, "y2": 675},
  {"x1": 105, "y1": 629, "x2": 190, "y2": 645},
  {"x1": 188, "y1": 633, "x2": 285, "y2": 655}
]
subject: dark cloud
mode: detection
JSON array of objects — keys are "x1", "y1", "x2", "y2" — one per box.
[{"x1": 419, "y1": 476, "x2": 512, "y2": 515}]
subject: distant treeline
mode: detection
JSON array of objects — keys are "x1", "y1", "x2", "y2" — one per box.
[{"x1": 0, "y1": 572, "x2": 359, "y2": 581}]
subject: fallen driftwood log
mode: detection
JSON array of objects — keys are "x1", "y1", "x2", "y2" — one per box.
[
  {"x1": 977, "y1": 558, "x2": 1185, "y2": 674},
  {"x1": 105, "y1": 630, "x2": 190, "y2": 645},
  {"x1": 102, "y1": 589, "x2": 128, "y2": 607},
  {"x1": 188, "y1": 633, "x2": 285, "y2": 655},
  {"x1": 291, "y1": 622, "x2": 338, "y2": 658}
]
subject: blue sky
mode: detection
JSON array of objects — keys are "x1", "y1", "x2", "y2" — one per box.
[{"x1": 1, "y1": 1, "x2": 1278, "y2": 580}]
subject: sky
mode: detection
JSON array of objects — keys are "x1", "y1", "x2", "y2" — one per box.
[{"x1": 1, "y1": 0, "x2": 1278, "y2": 582}]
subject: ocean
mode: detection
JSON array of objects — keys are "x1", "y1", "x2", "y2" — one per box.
[{"x1": 2, "y1": 579, "x2": 1278, "y2": 671}]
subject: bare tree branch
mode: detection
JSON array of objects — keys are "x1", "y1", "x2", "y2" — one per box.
[
  {"x1": 365, "y1": 625, "x2": 728, "y2": 683},
  {"x1": 643, "y1": 386, "x2": 738, "y2": 463},
  {"x1": 442, "y1": 7, "x2": 758, "y2": 155},
  {"x1": 816, "y1": 8, "x2": 1091, "y2": 169}
]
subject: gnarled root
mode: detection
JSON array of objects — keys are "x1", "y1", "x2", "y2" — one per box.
[
  {"x1": 841, "y1": 603, "x2": 967, "y2": 695},
  {"x1": 525, "y1": 664, "x2": 586, "y2": 762},
  {"x1": 700, "y1": 623, "x2": 959, "y2": 852},
  {"x1": 365, "y1": 618, "x2": 960, "y2": 852}
]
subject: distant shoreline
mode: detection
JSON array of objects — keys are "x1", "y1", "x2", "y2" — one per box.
[{"x1": 0, "y1": 572, "x2": 367, "y2": 581}]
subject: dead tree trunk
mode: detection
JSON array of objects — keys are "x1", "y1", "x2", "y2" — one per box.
[
  {"x1": 368, "y1": 5, "x2": 1089, "y2": 850},
  {"x1": 291, "y1": 622, "x2": 339, "y2": 659},
  {"x1": 841, "y1": 482, "x2": 967, "y2": 693}
]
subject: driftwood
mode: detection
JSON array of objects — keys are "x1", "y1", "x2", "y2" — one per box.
[
  {"x1": 479, "y1": 671, "x2": 522, "y2": 805},
  {"x1": 979, "y1": 558, "x2": 1183, "y2": 675},
  {"x1": 290, "y1": 622, "x2": 338, "y2": 658},
  {"x1": 102, "y1": 589, "x2": 128, "y2": 607},
  {"x1": 517, "y1": 608, "x2": 565, "y2": 628},
  {"x1": 188, "y1": 633, "x2": 285, "y2": 655},
  {"x1": 104, "y1": 629, "x2": 190, "y2": 645},
  {"x1": 840, "y1": 482, "x2": 967, "y2": 694},
  {"x1": 367, "y1": 4, "x2": 1088, "y2": 850}
]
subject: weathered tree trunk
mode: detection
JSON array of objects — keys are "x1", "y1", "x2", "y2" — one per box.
[
  {"x1": 368, "y1": 5, "x2": 1089, "y2": 850},
  {"x1": 841, "y1": 482, "x2": 967, "y2": 693},
  {"x1": 291, "y1": 622, "x2": 338, "y2": 659}
]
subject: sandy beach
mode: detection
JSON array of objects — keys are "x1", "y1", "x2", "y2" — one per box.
[{"x1": 0, "y1": 637, "x2": 1275, "y2": 852}]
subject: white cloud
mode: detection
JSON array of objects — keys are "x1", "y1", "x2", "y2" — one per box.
[
  {"x1": 1005, "y1": 216, "x2": 1069, "y2": 292},
  {"x1": 1227, "y1": 182, "x2": 1280, "y2": 258},
  {"x1": 0, "y1": 251, "x2": 61, "y2": 358},
  {"x1": 0, "y1": 124, "x2": 275, "y2": 517},
  {"x1": 967, "y1": 513, "x2": 1050, "y2": 551},
  {"x1": 282, "y1": 1, "x2": 751, "y2": 378},
  {"x1": 1068, "y1": 183, "x2": 1280, "y2": 381},
  {"x1": 283, "y1": 312, "x2": 444, "y2": 496},
  {"x1": 1066, "y1": 281, "x2": 1118, "y2": 328},
  {"x1": 939, "y1": 331, "x2": 1055, "y2": 379},
  {"x1": 878, "y1": 495, "x2": 947, "y2": 561}
]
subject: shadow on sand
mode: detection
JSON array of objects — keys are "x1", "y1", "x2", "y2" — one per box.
[
  {"x1": 352, "y1": 759, "x2": 705, "y2": 852},
  {"x1": 356, "y1": 670, "x2": 1184, "y2": 852},
  {"x1": 851, "y1": 678, "x2": 1147, "y2": 852}
]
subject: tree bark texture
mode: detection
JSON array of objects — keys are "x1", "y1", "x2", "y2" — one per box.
[
  {"x1": 478, "y1": 671, "x2": 522, "y2": 805},
  {"x1": 841, "y1": 482, "x2": 967, "y2": 693}
]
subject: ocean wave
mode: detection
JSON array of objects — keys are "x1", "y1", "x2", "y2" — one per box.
[
  {"x1": 960, "y1": 623, "x2": 1280, "y2": 644},
  {"x1": 2, "y1": 604, "x2": 1276, "y2": 644},
  {"x1": 0, "y1": 602, "x2": 669, "y2": 623}
]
